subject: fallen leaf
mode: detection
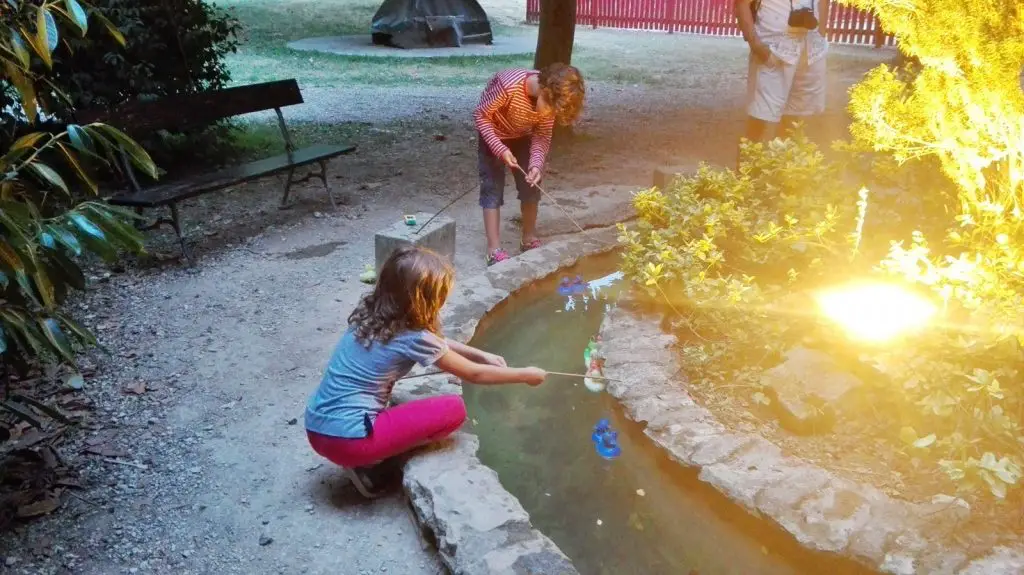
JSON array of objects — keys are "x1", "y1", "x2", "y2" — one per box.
[
  {"x1": 17, "y1": 491, "x2": 62, "y2": 518},
  {"x1": 123, "y1": 381, "x2": 147, "y2": 395},
  {"x1": 64, "y1": 373, "x2": 85, "y2": 390}
]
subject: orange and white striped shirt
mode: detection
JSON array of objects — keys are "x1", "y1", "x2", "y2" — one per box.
[{"x1": 473, "y1": 68, "x2": 555, "y2": 170}]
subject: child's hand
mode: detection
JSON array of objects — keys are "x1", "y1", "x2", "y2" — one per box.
[
  {"x1": 501, "y1": 150, "x2": 520, "y2": 169},
  {"x1": 478, "y1": 351, "x2": 507, "y2": 367},
  {"x1": 521, "y1": 367, "x2": 546, "y2": 386},
  {"x1": 526, "y1": 167, "x2": 542, "y2": 187}
]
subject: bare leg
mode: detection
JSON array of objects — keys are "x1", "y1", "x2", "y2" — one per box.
[
  {"x1": 738, "y1": 116, "x2": 777, "y2": 170},
  {"x1": 483, "y1": 207, "x2": 501, "y2": 253},
  {"x1": 520, "y1": 201, "x2": 538, "y2": 245},
  {"x1": 780, "y1": 115, "x2": 801, "y2": 139}
]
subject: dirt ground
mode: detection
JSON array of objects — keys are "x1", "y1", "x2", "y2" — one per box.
[{"x1": 0, "y1": 29, "x2": 890, "y2": 575}]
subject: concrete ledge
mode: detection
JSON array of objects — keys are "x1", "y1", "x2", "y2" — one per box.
[{"x1": 396, "y1": 229, "x2": 613, "y2": 575}]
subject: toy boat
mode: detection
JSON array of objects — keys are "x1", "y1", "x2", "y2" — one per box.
[
  {"x1": 557, "y1": 277, "x2": 574, "y2": 296},
  {"x1": 595, "y1": 431, "x2": 621, "y2": 460},
  {"x1": 592, "y1": 419, "x2": 611, "y2": 443}
]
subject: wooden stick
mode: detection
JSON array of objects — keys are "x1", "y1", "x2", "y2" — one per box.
[
  {"x1": 546, "y1": 371, "x2": 620, "y2": 382},
  {"x1": 398, "y1": 370, "x2": 619, "y2": 383}
]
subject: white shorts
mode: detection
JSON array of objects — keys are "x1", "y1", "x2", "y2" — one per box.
[{"x1": 746, "y1": 51, "x2": 826, "y2": 123}]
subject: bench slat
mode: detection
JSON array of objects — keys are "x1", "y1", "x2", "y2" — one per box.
[
  {"x1": 109, "y1": 143, "x2": 356, "y2": 208},
  {"x1": 78, "y1": 80, "x2": 305, "y2": 136}
]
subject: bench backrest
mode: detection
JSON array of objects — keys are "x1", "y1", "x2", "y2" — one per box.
[{"x1": 75, "y1": 79, "x2": 304, "y2": 136}]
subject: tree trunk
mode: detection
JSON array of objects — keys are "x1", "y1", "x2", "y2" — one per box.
[{"x1": 534, "y1": 0, "x2": 577, "y2": 70}]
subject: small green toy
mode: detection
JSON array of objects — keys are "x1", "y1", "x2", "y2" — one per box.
[
  {"x1": 404, "y1": 215, "x2": 417, "y2": 226},
  {"x1": 359, "y1": 264, "x2": 377, "y2": 284}
]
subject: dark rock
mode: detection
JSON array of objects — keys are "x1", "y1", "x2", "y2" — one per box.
[{"x1": 761, "y1": 347, "x2": 863, "y2": 434}]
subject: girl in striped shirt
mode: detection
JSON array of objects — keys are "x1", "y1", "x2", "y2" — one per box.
[{"x1": 474, "y1": 64, "x2": 586, "y2": 266}]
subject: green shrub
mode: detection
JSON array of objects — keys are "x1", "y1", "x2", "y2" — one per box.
[
  {"x1": 619, "y1": 132, "x2": 864, "y2": 381},
  {"x1": 1, "y1": 0, "x2": 153, "y2": 429},
  {"x1": 1, "y1": 0, "x2": 240, "y2": 170}
]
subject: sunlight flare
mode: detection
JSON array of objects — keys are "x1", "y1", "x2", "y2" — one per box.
[{"x1": 816, "y1": 283, "x2": 937, "y2": 343}]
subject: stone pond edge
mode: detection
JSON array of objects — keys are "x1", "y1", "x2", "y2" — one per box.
[
  {"x1": 394, "y1": 226, "x2": 621, "y2": 575},
  {"x1": 391, "y1": 219, "x2": 1024, "y2": 575},
  {"x1": 598, "y1": 304, "x2": 1024, "y2": 575}
]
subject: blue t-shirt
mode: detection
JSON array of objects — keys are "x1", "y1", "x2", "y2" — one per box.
[{"x1": 305, "y1": 327, "x2": 449, "y2": 439}]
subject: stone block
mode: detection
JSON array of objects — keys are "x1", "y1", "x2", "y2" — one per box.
[
  {"x1": 374, "y1": 212, "x2": 455, "y2": 273},
  {"x1": 652, "y1": 165, "x2": 690, "y2": 190}
]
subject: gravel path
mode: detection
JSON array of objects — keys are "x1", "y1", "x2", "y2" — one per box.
[{"x1": 0, "y1": 40, "x2": 890, "y2": 574}]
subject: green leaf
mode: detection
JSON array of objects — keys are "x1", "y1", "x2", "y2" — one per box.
[
  {"x1": 91, "y1": 9, "x2": 124, "y2": 46},
  {"x1": 9, "y1": 393, "x2": 70, "y2": 423},
  {"x1": 0, "y1": 324, "x2": 6, "y2": 354},
  {"x1": 44, "y1": 246, "x2": 85, "y2": 290},
  {"x1": 39, "y1": 317, "x2": 73, "y2": 362},
  {"x1": 55, "y1": 312, "x2": 97, "y2": 348},
  {"x1": 56, "y1": 143, "x2": 97, "y2": 194},
  {"x1": 3, "y1": 59, "x2": 37, "y2": 121},
  {"x1": 91, "y1": 124, "x2": 158, "y2": 179},
  {"x1": 32, "y1": 265, "x2": 56, "y2": 309},
  {"x1": 29, "y1": 162, "x2": 70, "y2": 194},
  {"x1": 912, "y1": 434, "x2": 937, "y2": 448},
  {"x1": 45, "y1": 224, "x2": 81, "y2": 256},
  {"x1": 66, "y1": 124, "x2": 93, "y2": 152},
  {"x1": 84, "y1": 204, "x2": 144, "y2": 253},
  {"x1": 43, "y1": 9, "x2": 58, "y2": 53},
  {"x1": 31, "y1": 7, "x2": 52, "y2": 67},
  {"x1": 64, "y1": 0, "x2": 89, "y2": 33},
  {"x1": 1, "y1": 400, "x2": 42, "y2": 428},
  {"x1": 10, "y1": 131, "x2": 45, "y2": 151},
  {"x1": 9, "y1": 27, "x2": 30, "y2": 68},
  {"x1": 69, "y1": 212, "x2": 104, "y2": 240}
]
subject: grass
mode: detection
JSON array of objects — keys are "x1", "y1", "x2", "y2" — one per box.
[
  {"x1": 228, "y1": 120, "x2": 382, "y2": 161},
  {"x1": 219, "y1": 0, "x2": 534, "y2": 87},
  {"x1": 217, "y1": 0, "x2": 893, "y2": 89}
]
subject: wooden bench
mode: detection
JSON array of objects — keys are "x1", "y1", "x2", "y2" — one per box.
[{"x1": 77, "y1": 79, "x2": 357, "y2": 264}]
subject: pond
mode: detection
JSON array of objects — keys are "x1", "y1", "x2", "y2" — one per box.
[{"x1": 463, "y1": 253, "x2": 875, "y2": 575}]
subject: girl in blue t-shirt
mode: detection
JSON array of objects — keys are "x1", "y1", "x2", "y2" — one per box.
[{"x1": 305, "y1": 245, "x2": 546, "y2": 496}]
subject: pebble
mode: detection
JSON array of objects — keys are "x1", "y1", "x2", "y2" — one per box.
[{"x1": 258, "y1": 535, "x2": 273, "y2": 547}]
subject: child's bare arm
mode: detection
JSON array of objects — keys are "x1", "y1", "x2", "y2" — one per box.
[
  {"x1": 435, "y1": 349, "x2": 543, "y2": 386},
  {"x1": 445, "y1": 339, "x2": 505, "y2": 366}
]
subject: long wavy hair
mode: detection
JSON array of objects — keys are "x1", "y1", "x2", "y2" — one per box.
[
  {"x1": 538, "y1": 63, "x2": 586, "y2": 127},
  {"x1": 348, "y1": 246, "x2": 454, "y2": 346}
]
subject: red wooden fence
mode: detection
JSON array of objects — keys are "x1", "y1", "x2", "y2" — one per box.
[{"x1": 524, "y1": 0, "x2": 894, "y2": 47}]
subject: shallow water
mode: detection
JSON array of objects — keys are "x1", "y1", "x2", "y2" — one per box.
[{"x1": 464, "y1": 254, "x2": 874, "y2": 575}]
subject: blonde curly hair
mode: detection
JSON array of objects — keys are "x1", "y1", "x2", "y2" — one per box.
[{"x1": 539, "y1": 63, "x2": 586, "y2": 127}]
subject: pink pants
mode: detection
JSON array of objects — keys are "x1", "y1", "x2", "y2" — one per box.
[{"x1": 307, "y1": 395, "x2": 466, "y2": 469}]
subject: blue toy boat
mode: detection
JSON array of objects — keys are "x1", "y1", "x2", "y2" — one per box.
[
  {"x1": 557, "y1": 277, "x2": 574, "y2": 296},
  {"x1": 596, "y1": 431, "x2": 621, "y2": 460},
  {"x1": 592, "y1": 419, "x2": 611, "y2": 443}
]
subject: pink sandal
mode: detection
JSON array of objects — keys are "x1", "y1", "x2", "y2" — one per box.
[
  {"x1": 520, "y1": 238, "x2": 542, "y2": 253},
  {"x1": 486, "y1": 248, "x2": 509, "y2": 266}
]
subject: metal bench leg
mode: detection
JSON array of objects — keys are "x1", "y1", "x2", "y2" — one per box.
[
  {"x1": 167, "y1": 203, "x2": 195, "y2": 266},
  {"x1": 318, "y1": 159, "x2": 337, "y2": 209},
  {"x1": 279, "y1": 166, "x2": 297, "y2": 210}
]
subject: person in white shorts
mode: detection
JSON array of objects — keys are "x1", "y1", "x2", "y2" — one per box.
[{"x1": 734, "y1": 0, "x2": 829, "y2": 145}]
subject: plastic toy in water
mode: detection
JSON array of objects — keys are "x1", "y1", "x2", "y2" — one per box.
[
  {"x1": 570, "y1": 275, "x2": 587, "y2": 295},
  {"x1": 596, "y1": 431, "x2": 621, "y2": 460},
  {"x1": 557, "y1": 277, "x2": 574, "y2": 296},
  {"x1": 592, "y1": 419, "x2": 611, "y2": 443},
  {"x1": 583, "y1": 355, "x2": 607, "y2": 393},
  {"x1": 565, "y1": 296, "x2": 576, "y2": 312}
]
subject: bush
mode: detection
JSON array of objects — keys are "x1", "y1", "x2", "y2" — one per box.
[
  {"x1": 1, "y1": 1, "x2": 152, "y2": 428},
  {"x1": 0, "y1": 0, "x2": 240, "y2": 170},
  {"x1": 839, "y1": 0, "x2": 1024, "y2": 499},
  {"x1": 619, "y1": 132, "x2": 865, "y2": 382},
  {"x1": 620, "y1": 124, "x2": 1024, "y2": 502}
]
